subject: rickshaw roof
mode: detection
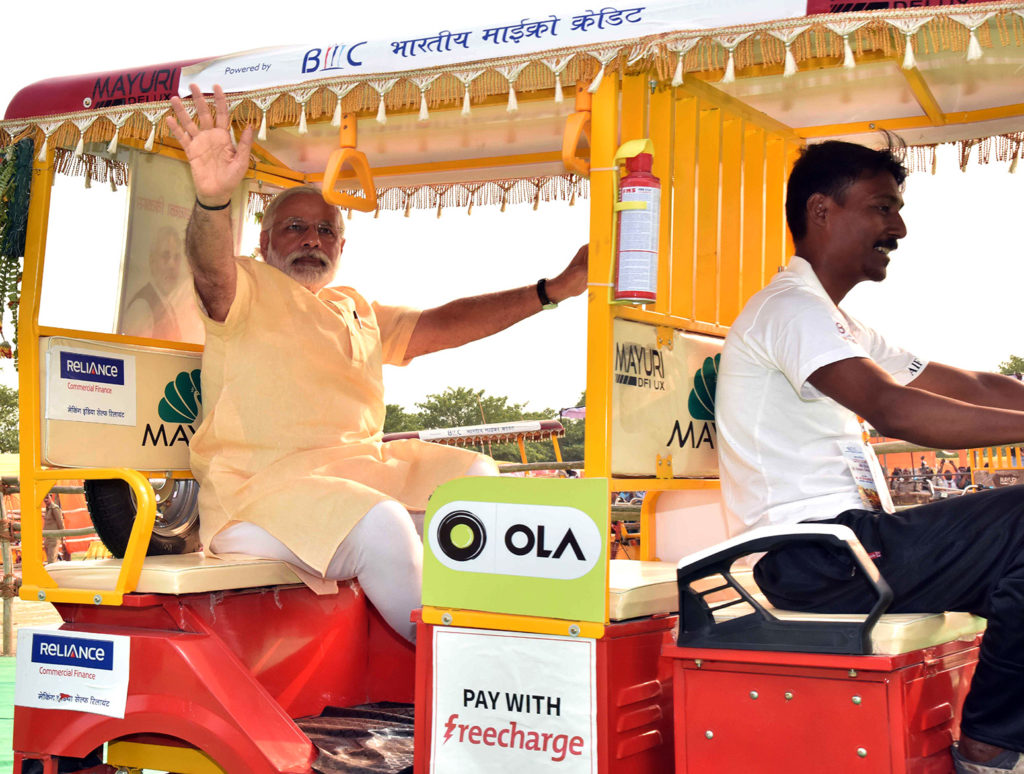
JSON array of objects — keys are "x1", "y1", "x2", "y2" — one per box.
[{"x1": 2, "y1": 0, "x2": 1022, "y2": 183}]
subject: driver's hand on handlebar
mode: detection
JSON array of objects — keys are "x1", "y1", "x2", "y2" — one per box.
[{"x1": 167, "y1": 83, "x2": 254, "y2": 209}]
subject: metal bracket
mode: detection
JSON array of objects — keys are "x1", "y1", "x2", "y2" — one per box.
[
  {"x1": 656, "y1": 454, "x2": 673, "y2": 479},
  {"x1": 656, "y1": 326, "x2": 675, "y2": 350}
]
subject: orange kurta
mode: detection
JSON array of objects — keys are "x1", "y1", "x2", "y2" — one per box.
[{"x1": 190, "y1": 257, "x2": 483, "y2": 573}]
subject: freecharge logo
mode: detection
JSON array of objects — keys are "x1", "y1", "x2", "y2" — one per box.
[
  {"x1": 60, "y1": 352, "x2": 124, "y2": 386},
  {"x1": 33, "y1": 634, "x2": 114, "y2": 671},
  {"x1": 429, "y1": 501, "x2": 602, "y2": 580}
]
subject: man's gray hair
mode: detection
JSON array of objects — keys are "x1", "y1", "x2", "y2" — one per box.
[{"x1": 260, "y1": 185, "x2": 345, "y2": 236}]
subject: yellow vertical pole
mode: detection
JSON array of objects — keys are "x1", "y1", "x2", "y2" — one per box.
[
  {"x1": 694, "y1": 103, "x2": 721, "y2": 323},
  {"x1": 718, "y1": 116, "x2": 743, "y2": 325},
  {"x1": 764, "y1": 136, "x2": 788, "y2": 277},
  {"x1": 583, "y1": 74, "x2": 619, "y2": 481},
  {"x1": 551, "y1": 435, "x2": 563, "y2": 464},
  {"x1": 740, "y1": 125, "x2": 767, "y2": 307},
  {"x1": 784, "y1": 141, "x2": 802, "y2": 259},
  {"x1": 517, "y1": 437, "x2": 527, "y2": 465},
  {"x1": 620, "y1": 75, "x2": 649, "y2": 144},
  {"x1": 670, "y1": 94, "x2": 698, "y2": 321},
  {"x1": 18, "y1": 150, "x2": 56, "y2": 590},
  {"x1": 649, "y1": 83, "x2": 674, "y2": 314},
  {"x1": 638, "y1": 491, "x2": 661, "y2": 561}
]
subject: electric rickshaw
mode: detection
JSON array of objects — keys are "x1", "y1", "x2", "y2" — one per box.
[{"x1": 2, "y1": 0, "x2": 1023, "y2": 771}]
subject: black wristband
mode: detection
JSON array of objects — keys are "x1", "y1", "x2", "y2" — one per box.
[
  {"x1": 195, "y1": 198, "x2": 231, "y2": 211},
  {"x1": 536, "y1": 278, "x2": 558, "y2": 310}
]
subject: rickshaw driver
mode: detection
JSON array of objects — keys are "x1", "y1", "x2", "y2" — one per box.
[
  {"x1": 716, "y1": 140, "x2": 1024, "y2": 773},
  {"x1": 166, "y1": 84, "x2": 588, "y2": 644}
]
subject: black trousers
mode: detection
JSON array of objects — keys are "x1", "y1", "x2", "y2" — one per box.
[{"x1": 753, "y1": 486, "x2": 1024, "y2": 751}]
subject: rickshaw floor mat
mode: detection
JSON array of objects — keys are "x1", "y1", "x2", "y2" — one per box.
[{"x1": 297, "y1": 702, "x2": 415, "y2": 774}]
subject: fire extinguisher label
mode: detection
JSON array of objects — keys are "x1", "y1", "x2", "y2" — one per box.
[{"x1": 617, "y1": 185, "x2": 660, "y2": 297}]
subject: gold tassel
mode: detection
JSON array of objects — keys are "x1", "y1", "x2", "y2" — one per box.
[
  {"x1": 902, "y1": 33, "x2": 916, "y2": 69},
  {"x1": 843, "y1": 35, "x2": 856, "y2": 69},
  {"x1": 784, "y1": 44, "x2": 798, "y2": 77},
  {"x1": 723, "y1": 49, "x2": 736, "y2": 82}
]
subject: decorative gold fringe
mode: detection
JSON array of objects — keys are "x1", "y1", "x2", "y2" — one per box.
[
  {"x1": 246, "y1": 174, "x2": 588, "y2": 218},
  {"x1": 52, "y1": 148, "x2": 129, "y2": 186},
  {"x1": 4, "y1": 5, "x2": 1022, "y2": 155}
]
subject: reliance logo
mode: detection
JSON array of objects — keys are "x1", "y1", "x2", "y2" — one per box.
[
  {"x1": 33, "y1": 634, "x2": 114, "y2": 671},
  {"x1": 60, "y1": 352, "x2": 125, "y2": 386}
]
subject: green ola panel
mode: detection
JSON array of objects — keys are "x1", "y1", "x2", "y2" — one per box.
[{"x1": 423, "y1": 477, "x2": 609, "y2": 623}]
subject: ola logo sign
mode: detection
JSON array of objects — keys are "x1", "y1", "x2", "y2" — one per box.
[
  {"x1": 428, "y1": 501, "x2": 602, "y2": 581},
  {"x1": 437, "y1": 510, "x2": 487, "y2": 562}
]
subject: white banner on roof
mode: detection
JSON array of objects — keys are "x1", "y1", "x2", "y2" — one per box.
[{"x1": 180, "y1": 0, "x2": 807, "y2": 94}]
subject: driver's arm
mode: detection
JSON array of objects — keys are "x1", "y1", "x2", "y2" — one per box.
[
  {"x1": 906, "y1": 361, "x2": 1024, "y2": 409},
  {"x1": 404, "y1": 244, "x2": 588, "y2": 359},
  {"x1": 808, "y1": 357, "x2": 1024, "y2": 449}
]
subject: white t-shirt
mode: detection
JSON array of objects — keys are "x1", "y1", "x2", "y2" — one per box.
[{"x1": 716, "y1": 256, "x2": 927, "y2": 529}]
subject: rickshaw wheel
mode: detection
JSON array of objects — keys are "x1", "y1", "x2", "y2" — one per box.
[{"x1": 84, "y1": 478, "x2": 201, "y2": 557}]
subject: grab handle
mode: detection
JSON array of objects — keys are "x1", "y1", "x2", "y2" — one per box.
[
  {"x1": 322, "y1": 112, "x2": 378, "y2": 212},
  {"x1": 561, "y1": 80, "x2": 592, "y2": 176}
]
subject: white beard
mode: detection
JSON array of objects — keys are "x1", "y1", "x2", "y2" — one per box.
[{"x1": 265, "y1": 245, "x2": 336, "y2": 292}]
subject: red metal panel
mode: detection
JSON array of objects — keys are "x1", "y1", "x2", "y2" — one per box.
[
  {"x1": 680, "y1": 665, "x2": 892, "y2": 773},
  {"x1": 14, "y1": 627, "x2": 316, "y2": 773},
  {"x1": 4, "y1": 60, "x2": 201, "y2": 120},
  {"x1": 805, "y1": 0, "x2": 993, "y2": 13},
  {"x1": 15, "y1": 583, "x2": 416, "y2": 771},
  {"x1": 665, "y1": 637, "x2": 981, "y2": 774}
]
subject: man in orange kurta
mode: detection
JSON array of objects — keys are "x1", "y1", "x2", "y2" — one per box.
[{"x1": 169, "y1": 85, "x2": 587, "y2": 641}]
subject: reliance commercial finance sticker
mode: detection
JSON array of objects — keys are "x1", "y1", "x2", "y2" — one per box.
[
  {"x1": 46, "y1": 346, "x2": 136, "y2": 426},
  {"x1": 15, "y1": 629, "x2": 131, "y2": 718}
]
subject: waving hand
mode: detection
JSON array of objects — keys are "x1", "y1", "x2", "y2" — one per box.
[{"x1": 167, "y1": 83, "x2": 253, "y2": 207}]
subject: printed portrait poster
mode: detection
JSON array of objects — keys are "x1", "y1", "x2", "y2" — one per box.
[{"x1": 118, "y1": 153, "x2": 246, "y2": 345}]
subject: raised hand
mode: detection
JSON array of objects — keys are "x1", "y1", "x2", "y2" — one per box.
[
  {"x1": 548, "y1": 244, "x2": 589, "y2": 302},
  {"x1": 167, "y1": 83, "x2": 254, "y2": 208}
]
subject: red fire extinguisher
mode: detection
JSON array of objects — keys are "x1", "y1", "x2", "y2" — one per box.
[{"x1": 614, "y1": 143, "x2": 661, "y2": 303}]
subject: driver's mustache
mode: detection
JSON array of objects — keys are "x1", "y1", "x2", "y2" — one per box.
[{"x1": 287, "y1": 249, "x2": 329, "y2": 266}]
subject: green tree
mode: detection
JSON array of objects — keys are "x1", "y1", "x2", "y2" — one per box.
[
  {"x1": 383, "y1": 403, "x2": 422, "y2": 433},
  {"x1": 415, "y1": 387, "x2": 529, "y2": 429},
  {"x1": 557, "y1": 391, "x2": 586, "y2": 464},
  {"x1": 384, "y1": 387, "x2": 585, "y2": 465},
  {"x1": 0, "y1": 384, "x2": 17, "y2": 453},
  {"x1": 998, "y1": 355, "x2": 1024, "y2": 376},
  {"x1": 414, "y1": 387, "x2": 562, "y2": 463}
]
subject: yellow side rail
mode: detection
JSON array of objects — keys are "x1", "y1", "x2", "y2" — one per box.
[
  {"x1": 19, "y1": 468, "x2": 156, "y2": 606},
  {"x1": 16, "y1": 148, "x2": 160, "y2": 607}
]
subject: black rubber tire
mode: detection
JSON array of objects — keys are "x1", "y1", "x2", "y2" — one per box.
[{"x1": 84, "y1": 478, "x2": 201, "y2": 558}]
